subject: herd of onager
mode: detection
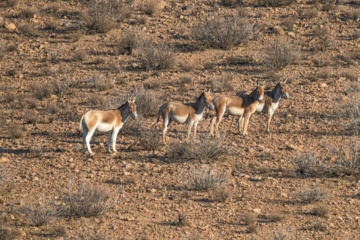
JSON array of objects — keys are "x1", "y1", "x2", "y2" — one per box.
[{"x1": 79, "y1": 78, "x2": 289, "y2": 155}]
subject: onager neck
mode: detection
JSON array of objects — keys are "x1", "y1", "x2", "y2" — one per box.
[
  {"x1": 193, "y1": 94, "x2": 207, "y2": 114},
  {"x1": 119, "y1": 104, "x2": 130, "y2": 122},
  {"x1": 269, "y1": 84, "x2": 282, "y2": 103}
]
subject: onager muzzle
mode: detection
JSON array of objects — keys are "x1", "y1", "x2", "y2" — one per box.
[{"x1": 132, "y1": 113, "x2": 138, "y2": 119}]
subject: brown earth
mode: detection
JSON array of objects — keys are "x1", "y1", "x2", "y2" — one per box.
[{"x1": 1, "y1": 0, "x2": 360, "y2": 239}]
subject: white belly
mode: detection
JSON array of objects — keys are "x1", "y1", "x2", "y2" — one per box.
[
  {"x1": 193, "y1": 113, "x2": 203, "y2": 123},
  {"x1": 227, "y1": 107, "x2": 244, "y2": 116},
  {"x1": 256, "y1": 102, "x2": 265, "y2": 112},
  {"x1": 270, "y1": 102, "x2": 279, "y2": 115},
  {"x1": 171, "y1": 115, "x2": 188, "y2": 124},
  {"x1": 96, "y1": 123, "x2": 115, "y2": 132}
]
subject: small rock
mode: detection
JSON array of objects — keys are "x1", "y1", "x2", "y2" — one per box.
[
  {"x1": 5, "y1": 22, "x2": 16, "y2": 32},
  {"x1": 281, "y1": 192, "x2": 288, "y2": 198},
  {"x1": 253, "y1": 208, "x2": 261, "y2": 214},
  {"x1": 150, "y1": 188, "x2": 156, "y2": 193},
  {"x1": 288, "y1": 31, "x2": 296, "y2": 38},
  {"x1": 273, "y1": 26, "x2": 285, "y2": 36},
  {"x1": 319, "y1": 83, "x2": 327, "y2": 88},
  {"x1": 0, "y1": 157, "x2": 9, "y2": 163}
]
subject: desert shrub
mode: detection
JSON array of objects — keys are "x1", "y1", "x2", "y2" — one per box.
[
  {"x1": 290, "y1": 151, "x2": 319, "y2": 176},
  {"x1": 262, "y1": 37, "x2": 300, "y2": 71},
  {"x1": 23, "y1": 109, "x2": 38, "y2": 124},
  {"x1": 170, "y1": 137, "x2": 229, "y2": 161},
  {"x1": 337, "y1": 83, "x2": 360, "y2": 131},
  {"x1": 73, "y1": 51, "x2": 88, "y2": 62},
  {"x1": 60, "y1": 181, "x2": 112, "y2": 218},
  {"x1": 133, "y1": 86, "x2": 163, "y2": 118},
  {"x1": 4, "y1": 93, "x2": 16, "y2": 103},
  {"x1": 221, "y1": 0, "x2": 244, "y2": 7},
  {"x1": 212, "y1": 189, "x2": 231, "y2": 202},
  {"x1": 140, "y1": 0, "x2": 159, "y2": 16},
  {"x1": 342, "y1": 70, "x2": 358, "y2": 81},
  {"x1": 71, "y1": 29, "x2": 85, "y2": 42},
  {"x1": 193, "y1": 15, "x2": 260, "y2": 50},
  {"x1": 178, "y1": 60, "x2": 195, "y2": 72},
  {"x1": 329, "y1": 139, "x2": 360, "y2": 176},
  {"x1": 241, "y1": 212, "x2": 257, "y2": 225},
  {"x1": 0, "y1": 40, "x2": 7, "y2": 61},
  {"x1": 8, "y1": 125, "x2": 27, "y2": 139},
  {"x1": 82, "y1": 0, "x2": 128, "y2": 33},
  {"x1": 31, "y1": 83, "x2": 54, "y2": 99},
  {"x1": 46, "y1": 44, "x2": 63, "y2": 63},
  {"x1": 0, "y1": 226, "x2": 19, "y2": 240},
  {"x1": 180, "y1": 74, "x2": 193, "y2": 86},
  {"x1": 297, "y1": 186, "x2": 329, "y2": 203},
  {"x1": 136, "y1": 39, "x2": 176, "y2": 70},
  {"x1": 7, "y1": 0, "x2": 20, "y2": 8},
  {"x1": 343, "y1": 8, "x2": 360, "y2": 21},
  {"x1": 116, "y1": 30, "x2": 138, "y2": 55},
  {"x1": 44, "y1": 20, "x2": 57, "y2": 31},
  {"x1": 304, "y1": 221, "x2": 327, "y2": 232},
  {"x1": 18, "y1": 23, "x2": 40, "y2": 37},
  {"x1": 298, "y1": 8, "x2": 318, "y2": 19},
  {"x1": 181, "y1": 165, "x2": 229, "y2": 191},
  {"x1": 21, "y1": 202, "x2": 58, "y2": 226},
  {"x1": 48, "y1": 104, "x2": 59, "y2": 114},
  {"x1": 92, "y1": 57, "x2": 105, "y2": 65},
  {"x1": 311, "y1": 204, "x2": 329, "y2": 218},
  {"x1": 210, "y1": 73, "x2": 235, "y2": 92},
  {"x1": 120, "y1": 117, "x2": 142, "y2": 136},
  {"x1": 19, "y1": 6, "x2": 39, "y2": 19},
  {"x1": 257, "y1": 0, "x2": 295, "y2": 7},
  {"x1": 138, "y1": 128, "x2": 163, "y2": 151},
  {"x1": 24, "y1": 97, "x2": 38, "y2": 109},
  {"x1": 90, "y1": 74, "x2": 114, "y2": 91},
  {"x1": 203, "y1": 62, "x2": 216, "y2": 70},
  {"x1": 312, "y1": 24, "x2": 334, "y2": 51},
  {"x1": 175, "y1": 213, "x2": 190, "y2": 226},
  {"x1": 268, "y1": 211, "x2": 285, "y2": 222},
  {"x1": 88, "y1": 94, "x2": 108, "y2": 108},
  {"x1": 52, "y1": 74, "x2": 78, "y2": 96}
]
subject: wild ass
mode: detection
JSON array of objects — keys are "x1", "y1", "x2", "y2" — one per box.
[
  {"x1": 210, "y1": 83, "x2": 265, "y2": 137},
  {"x1": 79, "y1": 97, "x2": 138, "y2": 155},
  {"x1": 156, "y1": 89, "x2": 214, "y2": 144},
  {"x1": 237, "y1": 78, "x2": 289, "y2": 134}
]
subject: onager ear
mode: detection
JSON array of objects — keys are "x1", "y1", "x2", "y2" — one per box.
[
  {"x1": 208, "y1": 88, "x2": 211, "y2": 93},
  {"x1": 256, "y1": 80, "x2": 259, "y2": 86},
  {"x1": 128, "y1": 97, "x2": 131, "y2": 102},
  {"x1": 284, "y1": 78, "x2": 288, "y2": 84},
  {"x1": 204, "y1": 88, "x2": 207, "y2": 93},
  {"x1": 279, "y1": 77, "x2": 283, "y2": 83},
  {"x1": 132, "y1": 96, "x2": 136, "y2": 102}
]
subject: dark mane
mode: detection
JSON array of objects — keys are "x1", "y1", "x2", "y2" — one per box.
[
  {"x1": 196, "y1": 92, "x2": 204, "y2": 102},
  {"x1": 117, "y1": 102, "x2": 128, "y2": 110},
  {"x1": 249, "y1": 86, "x2": 259, "y2": 96}
]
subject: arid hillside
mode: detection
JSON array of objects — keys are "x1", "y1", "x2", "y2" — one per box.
[{"x1": 1, "y1": 0, "x2": 360, "y2": 239}]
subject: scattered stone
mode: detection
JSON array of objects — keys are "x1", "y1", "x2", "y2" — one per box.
[
  {"x1": 253, "y1": 208, "x2": 261, "y2": 214},
  {"x1": 5, "y1": 22, "x2": 16, "y2": 32}
]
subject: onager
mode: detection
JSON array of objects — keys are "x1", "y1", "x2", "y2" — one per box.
[
  {"x1": 79, "y1": 97, "x2": 138, "y2": 155},
  {"x1": 156, "y1": 89, "x2": 214, "y2": 144},
  {"x1": 237, "y1": 78, "x2": 289, "y2": 134},
  {"x1": 210, "y1": 83, "x2": 265, "y2": 137}
]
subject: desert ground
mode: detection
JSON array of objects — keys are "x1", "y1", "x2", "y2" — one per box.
[{"x1": 1, "y1": 0, "x2": 360, "y2": 239}]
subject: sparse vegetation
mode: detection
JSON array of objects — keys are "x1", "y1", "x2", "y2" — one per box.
[
  {"x1": 193, "y1": 15, "x2": 260, "y2": 50},
  {"x1": 311, "y1": 204, "x2": 329, "y2": 218},
  {"x1": 23, "y1": 109, "x2": 38, "y2": 124},
  {"x1": 297, "y1": 186, "x2": 329, "y2": 203},
  {"x1": 290, "y1": 151, "x2": 319, "y2": 176},
  {"x1": 263, "y1": 37, "x2": 300, "y2": 71},
  {"x1": 181, "y1": 165, "x2": 229, "y2": 191},
  {"x1": 60, "y1": 181, "x2": 113, "y2": 218},
  {"x1": 212, "y1": 189, "x2": 231, "y2": 202},
  {"x1": 21, "y1": 201, "x2": 58, "y2": 226},
  {"x1": 210, "y1": 73, "x2": 235, "y2": 92},
  {"x1": 31, "y1": 83, "x2": 54, "y2": 99},
  {"x1": 140, "y1": 0, "x2": 160, "y2": 16},
  {"x1": 8, "y1": 125, "x2": 28, "y2": 139},
  {"x1": 133, "y1": 86, "x2": 163, "y2": 118},
  {"x1": 116, "y1": 30, "x2": 139, "y2": 55},
  {"x1": 90, "y1": 74, "x2": 114, "y2": 91},
  {"x1": 257, "y1": 0, "x2": 295, "y2": 7},
  {"x1": 19, "y1": 6, "x2": 39, "y2": 19},
  {"x1": 170, "y1": 137, "x2": 229, "y2": 161},
  {"x1": 138, "y1": 128, "x2": 163, "y2": 151}
]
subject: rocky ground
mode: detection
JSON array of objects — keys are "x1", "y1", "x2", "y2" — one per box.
[{"x1": 1, "y1": 0, "x2": 360, "y2": 239}]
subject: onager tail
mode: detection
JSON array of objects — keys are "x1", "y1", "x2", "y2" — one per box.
[
  {"x1": 79, "y1": 115, "x2": 85, "y2": 131},
  {"x1": 152, "y1": 104, "x2": 165, "y2": 129}
]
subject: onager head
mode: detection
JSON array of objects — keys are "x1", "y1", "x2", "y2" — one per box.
[
  {"x1": 279, "y1": 78, "x2": 289, "y2": 99},
  {"x1": 203, "y1": 88, "x2": 214, "y2": 110},
  {"x1": 127, "y1": 97, "x2": 138, "y2": 119},
  {"x1": 256, "y1": 81, "x2": 265, "y2": 102}
]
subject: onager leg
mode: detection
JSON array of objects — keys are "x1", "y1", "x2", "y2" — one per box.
[
  {"x1": 186, "y1": 121, "x2": 194, "y2": 142},
  {"x1": 210, "y1": 116, "x2": 217, "y2": 136},
  {"x1": 162, "y1": 115, "x2": 170, "y2": 144},
  {"x1": 85, "y1": 128, "x2": 96, "y2": 155},
  {"x1": 193, "y1": 121, "x2": 199, "y2": 141},
  {"x1": 111, "y1": 127, "x2": 121, "y2": 153},
  {"x1": 107, "y1": 131, "x2": 113, "y2": 153},
  {"x1": 214, "y1": 108, "x2": 225, "y2": 137},
  {"x1": 265, "y1": 111, "x2": 273, "y2": 134},
  {"x1": 82, "y1": 125, "x2": 88, "y2": 154},
  {"x1": 238, "y1": 116, "x2": 244, "y2": 134},
  {"x1": 242, "y1": 113, "x2": 251, "y2": 136}
]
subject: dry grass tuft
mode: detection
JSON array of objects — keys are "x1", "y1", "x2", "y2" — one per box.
[
  {"x1": 23, "y1": 109, "x2": 38, "y2": 124},
  {"x1": 21, "y1": 201, "x2": 58, "y2": 226},
  {"x1": 31, "y1": 83, "x2": 54, "y2": 99},
  {"x1": 262, "y1": 37, "x2": 300, "y2": 71},
  {"x1": 221, "y1": 0, "x2": 244, "y2": 7},
  {"x1": 311, "y1": 204, "x2": 329, "y2": 218},
  {"x1": 181, "y1": 165, "x2": 229, "y2": 191},
  {"x1": 18, "y1": 23, "x2": 40, "y2": 37},
  {"x1": 176, "y1": 213, "x2": 190, "y2": 226},
  {"x1": 257, "y1": 0, "x2": 295, "y2": 7},
  {"x1": 116, "y1": 30, "x2": 139, "y2": 55},
  {"x1": 19, "y1": 6, "x2": 39, "y2": 19},
  {"x1": 268, "y1": 211, "x2": 285, "y2": 222},
  {"x1": 88, "y1": 94, "x2": 108, "y2": 108},
  {"x1": 136, "y1": 39, "x2": 176, "y2": 70},
  {"x1": 8, "y1": 125, "x2": 27, "y2": 139},
  {"x1": 241, "y1": 212, "x2": 257, "y2": 225},
  {"x1": 211, "y1": 73, "x2": 235, "y2": 92},
  {"x1": 305, "y1": 221, "x2": 327, "y2": 232},
  {"x1": 290, "y1": 151, "x2": 319, "y2": 176},
  {"x1": 0, "y1": 226, "x2": 19, "y2": 240},
  {"x1": 73, "y1": 51, "x2": 88, "y2": 62},
  {"x1": 60, "y1": 181, "x2": 113, "y2": 218},
  {"x1": 342, "y1": 70, "x2": 358, "y2": 81},
  {"x1": 312, "y1": 24, "x2": 335, "y2": 51},
  {"x1": 297, "y1": 186, "x2": 329, "y2": 203},
  {"x1": 133, "y1": 86, "x2": 163, "y2": 118},
  {"x1": 212, "y1": 189, "x2": 231, "y2": 202},
  {"x1": 90, "y1": 74, "x2": 114, "y2": 91},
  {"x1": 193, "y1": 15, "x2": 259, "y2": 50},
  {"x1": 140, "y1": 0, "x2": 160, "y2": 16},
  {"x1": 138, "y1": 128, "x2": 163, "y2": 151},
  {"x1": 169, "y1": 137, "x2": 229, "y2": 161}
]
